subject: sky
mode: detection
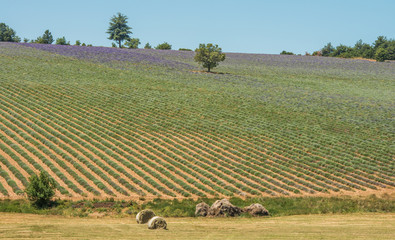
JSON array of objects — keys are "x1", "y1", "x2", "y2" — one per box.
[{"x1": 1, "y1": 0, "x2": 394, "y2": 54}]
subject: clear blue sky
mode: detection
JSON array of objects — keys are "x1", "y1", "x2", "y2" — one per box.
[{"x1": 1, "y1": 0, "x2": 394, "y2": 54}]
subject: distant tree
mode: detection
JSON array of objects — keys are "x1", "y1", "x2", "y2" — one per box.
[
  {"x1": 155, "y1": 42, "x2": 172, "y2": 50},
  {"x1": 55, "y1": 36, "x2": 70, "y2": 45},
  {"x1": 81, "y1": 43, "x2": 86, "y2": 46},
  {"x1": 373, "y1": 36, "x2": 388, "y2": 50},
  {"x1": 107, "y1": 12, "x2": 132, "y2": 48},
  {"x1": 354, "y1": 39, "x2": 374, "y2": 59},
  {"x1": 374, "y1": 47, "x2": 388, "y2": 62},
  {"x1": 23, "y1": 38, "x2": 29, "y2": 43},
  {"x1": 0, "y1": 23, "x2": 20, "y2": 42},
  {"x1": 35, "y1": 30, "x2": 54, "y2": 44},
  {"x1": 331, "y1": 44, "x2": 354, "y2": 58},
  {"x1": 280, "y1": 50, "x2": 294, "y2": 55},
  {"x1": 321, "y1": 42, "x2": 334, "y2": 56},
  {"x1": 179, "y1": 48, "x2": 192, "y2": 51},
  {"x1": 124, "y1": 38, "x2": 140, "y2": 49},
  {"x1": 111, "y1": 42, "x2": 117, "y2": 47},
  {"x1": 25, "y1": 172, "x2": 56, "y2": 208},
  {"x1": 75, "y1": 40, "x2": 81, "y2": 46},
  {"x1": 312, "y1": 51, "x2": 322, "y2": 56},
  {"x1": 144, "y1": 42, "x2": 152, "y2": 49},
  {"x1": 194, "y1": 43, "x2": 226, "y2": 72}
]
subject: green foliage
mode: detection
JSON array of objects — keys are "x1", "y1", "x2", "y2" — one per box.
[
  {"x1": 23, "y1": 38, "x2": 29, "y2": 43},
  {"x1": 321, "y1": 42, "x2": 334, "y2": 56},
  {"x1": 25, "y1": 172, "x2": 56, "y2": 208},
  {"x1": 194, "y1": 43, "x2": 226, "y2": 72},
  {"x1": 374, "y1": 48, "x2": 388, "y2": 62},
  {"x1": 179, "y1": 48, "x2": 192, "y2": 51},
  {"x1": 124, "y1": 38, "x2": 140, "y2": 49},
  {"x1": 107, "y1": 12, "x2": 132, "y2": 48},
  {"x1": 144, "y1": 43, "x2": 152, "y2": 49},
  {"x1": 35, "y1": 30, "x2": 54, "y2": 44},
  {"x1": 1, "y1": 196, "x2": 392, "y2": 217},
  {"x1": 319, "y1": 36, "x2": 395, "y2": 61},
  {"x1": 55, "y1": 36, "x2": 70, "y2": 45},
  {"x1": 81, "y1": 43, "x2": 86, "y2": 46},
  {"x1": 280, "y1": 50, "x2": 294, "y2": 55},
  {"x1": 75, "y1": 40, "x2": 81, "y2": 46},
  {"x1": 155, "y1": 42, "x2": 172, "y2": 50},
  {"x1": 0, "y1": 23, "x2": 20, "y2": 42}
]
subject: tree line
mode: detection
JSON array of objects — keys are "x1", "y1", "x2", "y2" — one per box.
[{"x1": 312, "y1": 36, "x2": 395, "y2": 62}]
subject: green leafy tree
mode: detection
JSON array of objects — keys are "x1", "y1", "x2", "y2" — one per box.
[
  {"x1": 25, "y1": 172, "x2": 56, "y2": 208},
  {"x1": 35, "y1": 30, "x2": 54, "y2": 44},
  {"x1": 194, "y1": 43, "x2": 226, "y2": 72},
  {"x1": 280, "y1": 50, "x2": 294, "y2": 55},
  {"x1": 321, "y1": 42, "x2": 334, "y2": 56},
  {"x1": 107, "y1": 12, "x2": 132, "y2": 48},
  {"x1": 124, "y1": 38, "x2": 140, "y2": 49},
  {"x1": 373, "y1": 36, "x2": 388, "y2": 50},
  {"x1": 55, "y1": 36, "x2": 70, "y2": 45},
  {"x1": 331, "y1": 44, "x2": 354, "y2": 58},
  {"x1": 75, "y1": 40, "x2": 81, "y2": 46},
  {"x1": 354, "y1": 40, "x2": 374, "y2": 59},
  {"x1": 144, "y1": 42, "x2": 152, "y2": 49},
  {"x1": 155, "y1": 42, "x2": 172, "y2": 50},
  {"x1": 0, "y1": 23, "x2": 20, "y2": 42},
  {"x1": 374, "y1": 48, "x2": 388, "y2": 62},
  {"x1": 23, "y1": 38, "x2": 29, "y2": 43}
]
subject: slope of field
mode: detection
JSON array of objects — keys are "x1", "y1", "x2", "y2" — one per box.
[{"x1": 0, "y1": 42, "x2": 393, "y2": 199}]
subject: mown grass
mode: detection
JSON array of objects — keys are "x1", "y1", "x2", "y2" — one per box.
[{"x1": 0, "y1": 212, "x2": 394, "y2": 240}]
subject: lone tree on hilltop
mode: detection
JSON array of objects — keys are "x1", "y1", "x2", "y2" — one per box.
[
  {"x1": 194, "y1": 43, "x2": 226, "y2": 72},
  {"x1": 25, "y1": 171, "x2": 56, "y2": 208},
  {"x1": 0, "y1": 23, "x2": 20, "y2": 42},
  {"x1": 107, "y1": 12, "x2": 132, "y2": 48}
]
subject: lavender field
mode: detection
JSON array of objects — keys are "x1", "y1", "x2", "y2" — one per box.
[{"x1": 0, "y1": 42, "x2": 393, "y2": 199}]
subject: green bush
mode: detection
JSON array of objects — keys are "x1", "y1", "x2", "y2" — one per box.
[
  {"x1": 25, "y1": 172, "x2": 56, "y2": 208},
  {"x1": 155, "y1": 42, "x2": 172, "y2": 50}
]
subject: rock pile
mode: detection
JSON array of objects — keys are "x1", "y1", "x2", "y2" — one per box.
[
  {"x1": 207, "y1": 199, "x2": 242, "y2": 217},
  {"x1": 243, "y1": 203, "x2": 269, "y2": 216},
  {"x1": 195, "y1": 199, "x2": 270, "y2": 217},
  {"x1": 195, "y1": 202, "x2": 210, "y2": 217}
]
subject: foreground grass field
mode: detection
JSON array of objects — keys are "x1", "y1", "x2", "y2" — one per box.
[
  {"x1": 0, "y1": 213, "x2": 394, "y2": 239},
  {"x1": 0, "y1": 42, "x2": 393, "y2": 200}
]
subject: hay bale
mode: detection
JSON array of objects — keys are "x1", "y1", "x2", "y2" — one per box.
[
  {"x1": 207, "y1": 199, "x2": 242, "y2": 217},
  {"x1": 136, "y1": 209, "x2": 156, "y2": 224},
  {"x1": 243, "y1": 203, "x2": 269, "y2": 216},
  {"x1": 195, "y1": 202, "x2": 210, "y2": 217},
  {"x1": 147, "y1": 216, "x2": 167, "y2": 230}
]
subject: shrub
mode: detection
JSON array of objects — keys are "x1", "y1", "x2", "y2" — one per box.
[
  {"x1": 280, "y1": 50, "x2": 294, "y2": 55},
  {"x1": 55, "y1": 36, "x2": 70, "y2": 45},
  {"x1": 155, "y1": 42, "x2": 172, "y2": 50},
  {"x1": 25, "y1": 172, "x2": 56, "y2": 208}
]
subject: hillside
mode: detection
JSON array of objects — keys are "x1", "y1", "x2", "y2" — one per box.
[{"x1": 0, "y1": 42, "x2": 393, "y2": 200}]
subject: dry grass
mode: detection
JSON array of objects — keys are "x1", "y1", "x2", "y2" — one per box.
[{"x1": 0, "y1": 213, "x2": 393, "y2": 239}]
